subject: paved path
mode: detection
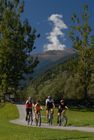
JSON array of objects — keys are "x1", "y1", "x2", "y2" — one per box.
[{"x1": 10, "y1": 104, "x2": 94, "y2": 133}]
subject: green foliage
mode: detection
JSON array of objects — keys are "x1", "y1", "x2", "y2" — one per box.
[
  {"x1": 68, "y1": 4, "x2": 94, "y2": 101},
  {"x1": 24, "y1": 54, "x2": 94, "y2": 103},
  {"x1": 0, "y1": 0, "x2": 39, "y2": 96}
]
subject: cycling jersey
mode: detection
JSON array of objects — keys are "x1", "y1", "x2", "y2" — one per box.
[
  {"x1": 46, "y1": 99, "x2": 54, "y2": 109},
  {"x1": 25, "y1": 99, "x2": 33, "y2": 121},
  {"x1": 58, "y1": 103, "x2": 66, "y2": 113},
  {"x1": 35, "y1": 103, "x2": 41, "y2": 112},
  {"x1": 25, "y1": 100, "x2": 32, "y2": 108}
]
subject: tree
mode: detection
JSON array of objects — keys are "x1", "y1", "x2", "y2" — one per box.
[
  {"x1": 0, "y1": 0, "x2": 39, "y2": 97},
  {"x1": 69, "y1": 4, "x2": 94, "y2": 102}
]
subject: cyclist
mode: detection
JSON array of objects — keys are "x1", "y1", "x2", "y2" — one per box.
[
  {"x1": 34, "y1": 100, "x2": 42, "y2": 116},
  {"x1": 57, "y1": 98, "x2": 68, "y2": 125},
  {"x1": 34, "y1": 100, "x2": 43, "y2": 126},
  {"x1": 25, "y1": 96, "x2": 33, "y2": 121},
  {"x1": 45, "y1": 96, "x2": 55, "y2": 121}
]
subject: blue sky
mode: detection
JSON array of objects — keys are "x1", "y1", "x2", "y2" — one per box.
[{"x1": 22, "y1": 0, "x2": 94, "y2": 53}]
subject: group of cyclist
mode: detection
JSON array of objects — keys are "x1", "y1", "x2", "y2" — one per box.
[
  {"x1": 25, "y1": 97, "x2": 42, "y2": 122},
  {"x1": 25, "y1": 96, "x2": 68, "y2": 126}
]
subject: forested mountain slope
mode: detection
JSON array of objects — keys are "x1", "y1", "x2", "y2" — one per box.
[
  {"x1": 23, "y1": 49, "x2": 94, "y2": 106},
  {"x1": 32, "y1": 48, "x2": 76, "y2": 77}
]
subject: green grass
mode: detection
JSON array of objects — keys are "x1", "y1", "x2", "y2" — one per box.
[
  {"x1": 41, "y1": 106, "x2": 94, "y2": 127},
  {"x1": 0, "y1": 103, "x2": 94, "y2": 140},
  {"x1": 0, "y1": 102, "x2": 18, "y2": 120},
  {"x1": 67, "y1": 108, "x2": 94, "y2": 126}
]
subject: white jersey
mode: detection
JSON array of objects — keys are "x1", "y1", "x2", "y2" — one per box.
[{"x1": 45, "y1": 98, "x2": 54, "y2": 104}]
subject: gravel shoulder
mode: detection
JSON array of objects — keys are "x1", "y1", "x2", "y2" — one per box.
[{"x1": 10, "y1": 104, "x2": 94, "y2": 133}]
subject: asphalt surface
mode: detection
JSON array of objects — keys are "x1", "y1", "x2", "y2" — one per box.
[{"x1": 10, "y1": 104, "x2": 94, "y2": 133}]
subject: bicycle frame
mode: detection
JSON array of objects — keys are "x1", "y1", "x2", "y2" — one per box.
[
  {"x1": 27, "y1": 111, "x2": 33, "y2": 125},
  {"x1": 58, "y1": 112, "x2": 67, "y2": 126},
  {"x1": 35, "y1": 112, "x2": 41, "y2": 126},
  {"x1": 48, "y1": 109, "x2": 53, "y2": 125}
]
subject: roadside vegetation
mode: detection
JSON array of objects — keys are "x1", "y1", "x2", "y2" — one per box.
[{"x1": 0, "y1": 0, "x2": 39, "y2": 99}]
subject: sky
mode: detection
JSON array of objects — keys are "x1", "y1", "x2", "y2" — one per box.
[{"x1": 22, "y1": 0, "x2": 94, "y2": 53}]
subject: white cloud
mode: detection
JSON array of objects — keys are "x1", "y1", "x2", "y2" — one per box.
[{"x1": 44, "y1": 14, "x2": 68, "y2": 51}]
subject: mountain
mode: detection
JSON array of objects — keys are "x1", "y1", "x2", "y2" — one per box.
[{"x1": 32, "y1": 48, "x2": 76, "y2": 78}]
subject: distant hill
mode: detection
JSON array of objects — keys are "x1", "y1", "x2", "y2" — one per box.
[{"x1": 32, "y1": 48, "x2": 76, "y2": 78}]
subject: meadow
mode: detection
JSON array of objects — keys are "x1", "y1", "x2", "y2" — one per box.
[
  {"x1": 41, "y1": 106, "x2": 94, "y2": 127},
  {"x1": 0, "y1": 103, "x2": 94, "y2": 140}
]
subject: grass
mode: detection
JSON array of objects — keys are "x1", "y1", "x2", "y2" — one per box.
[
  {"x1": 41, "y1": 106, "x2": 94, "y2": 127},
  {"x1": 0, "y1": 103, "x2": 94, "y2": 140},
  {"x1": 0, "y1": 102, "x2": 18, "y2": 120},
  {"x1": 67, "y1": 108, "x2": 94, "y2": 126}
]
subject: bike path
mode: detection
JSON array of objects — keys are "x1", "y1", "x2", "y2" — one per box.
[{"x1": 10, "y1": 104, "x2": 94, "y2": 133}]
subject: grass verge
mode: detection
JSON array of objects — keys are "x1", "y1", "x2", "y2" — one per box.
[{"x1": 0, "y1": 103, "x2": 94, "y2": 140}]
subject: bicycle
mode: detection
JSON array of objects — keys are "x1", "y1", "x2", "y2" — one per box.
[
  {"x1": 58, "y1": 112, "x2": 67, "y2": 126},
  {"x1": 35, "y1": 112, "x2": 41, "y2": 126},
  {"x1": 27, "y1": 110, "x2": 33, "y2": 125},
  {"x1": 47, "y1": 108, "x2": 53, "y2": 125}
]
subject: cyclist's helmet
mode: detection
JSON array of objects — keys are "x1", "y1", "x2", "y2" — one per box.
[
  {"x1": 28, "y1": 96, "x2": 32, "y2": 101},
  {"x1": 48, "y1": 96, "x2": 51, "y2": 100}
]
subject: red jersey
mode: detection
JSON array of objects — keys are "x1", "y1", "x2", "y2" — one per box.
[
  {"x1": 25, "y1": 100, "x2": 32, "y2": 108},
  {"x1": 35, "y1": 103, "x2": 41, "y2": 112}
]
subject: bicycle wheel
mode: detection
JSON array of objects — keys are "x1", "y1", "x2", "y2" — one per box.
[
  {"x1": 58, "y1": 114, "x2": 62, "y2": 126},
  {"x1": 38, "y1": 113, "x2": 41, "y2": 126},
  {"x1": 61, "y1": 115, "x2": 67, "y2": 126},
  {"x1": 35, "y1": 117, "x2": 38, "y2": 126},
  {"x1": 30, "y1": 113, "x2": 33, "y2": 125},
  {"x1": 35, "y1": 113, "x2": 41, "y2": 126},
  {"x1": 48, "y1": 110, "x2": 53, "y2": 125},
  {"x1": 27, "y1": 112, "x2": 33, "y2": 125},
  {"x1": 27, "y1": 114, "x2": 30, "y2": 125}
]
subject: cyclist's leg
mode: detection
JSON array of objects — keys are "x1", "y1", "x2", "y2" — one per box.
[
  {"x1": 26, "y1": 108, "x2": 29, "y2": 121},
  {"x1": 46, "y1": 109, "x2": 48, "y2": 120},
  {"x1": 51, "y1": 108, "x2": 54, "y2": 125},
  {"x1": 39, "y1": 112, "x2": 41, "y2": 126},
  {"x1": 51, "y1": 108, "x2": 54, "y2": 114},
  {"x1": 38, "y1": 112, "x2": 41, "y2": 126},
  {"x1": 57, "y1": 112, "x2": 60, "y2": 124},
  {"x1": 62, "y1": 109, "x2": 67, "y2": 126},
  {"x1": 29, "y1": 108, "x2": 33, "y2": 122},
  {"x1": 51, "y1": 108, "x2": 54, "y2": 120},
  {"x1": 47, "y1": 108, "x2": 51, "y2": 123},
  {"x1": 58, "y1": 112, "x2": 62, "y2": 126},
  {"x1": 35, "y1": 111, "x2": 38, "y2": 126},
  {"x1": 35, "y1": 111, "x2": 38, "y2": 120},
  {"x1": 62, "y1": 109, "x2": 66, "y2": 117},
  {"x1": 57, "y1": 107, "x2": 62, "y2": 124},
  {"x1": 27, "y1": 109, "x2": 31, "y2": 125}
]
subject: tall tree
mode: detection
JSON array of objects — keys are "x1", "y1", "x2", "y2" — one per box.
[
  {"x1": 69, "y1": 4, "x2": 94, "y2": 101},
  {"x1": 0, "y1": 0, "x2": 39, "y2": 97}
]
